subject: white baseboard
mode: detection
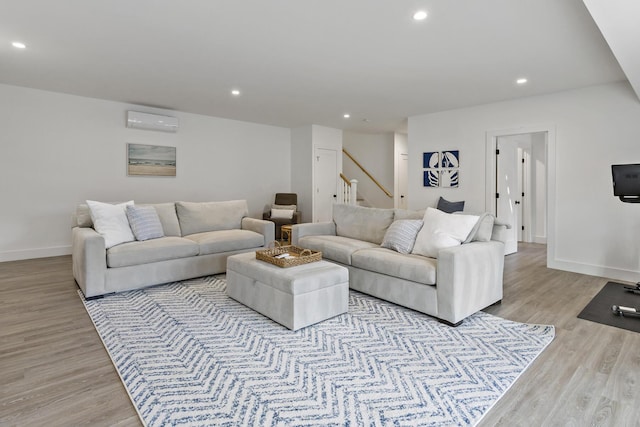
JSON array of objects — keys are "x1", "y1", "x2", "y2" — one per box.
[
  {"x1": 534, "y1": 236, "x2": 547, "y2": 244},
  {"x1": 0, "y1": 245, "x2": 71, "y2": 263},
  {"x1": 548, "y1": 258, "x2": 638, "y2": 284}
]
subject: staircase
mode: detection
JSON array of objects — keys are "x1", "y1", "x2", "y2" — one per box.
[{"x1": 340, "y1": 149, "x2": 393, "y2": 208}]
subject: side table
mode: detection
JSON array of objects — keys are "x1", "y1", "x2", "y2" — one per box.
[{"x1": 281, "y1": 224, "x2": 293, "y2": 244}]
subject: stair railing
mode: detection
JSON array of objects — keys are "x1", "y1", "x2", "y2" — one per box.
[
  {"x1": 339, "y1": 173, "x2": 358, "y2": 205},
  {"x1": 342, "y1": 149, "x2": 393, "y2": 198}
]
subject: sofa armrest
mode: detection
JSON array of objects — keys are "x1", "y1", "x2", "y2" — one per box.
[
  {"x1": 436, "y1": 241, "x2": 504, "y2": 324},
  {"x1": 242, "y1": 217, "x2": 275, "y2": 246},
  {"x1": 291, "y1": 222, "x2": 336, "y2": 245},
  {"x1": 72, "y1": 227, "x2": 107, "y2": 298},
  {"x1": 490, "y1": 221, "x2": 510, "y2": 243}
]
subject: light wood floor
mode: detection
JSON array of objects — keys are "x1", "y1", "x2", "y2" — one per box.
[{"x1": 1, "y1": 243, "x2": 639, "y2": 426}]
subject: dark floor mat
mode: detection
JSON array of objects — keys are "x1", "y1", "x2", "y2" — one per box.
[{"x1": 578, "y1": 281, "x2": 640, "y2": 333}]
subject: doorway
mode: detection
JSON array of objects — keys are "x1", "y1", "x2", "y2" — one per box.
[
  {"x1": 398, "y1": 153, "x2": 408, "y2": 209},
  {"x1": 314, "y1": 148, "x2": 338, "y2": 223},
  {"x1": 486, "y1": 128, "x2": 550, "y2": 255}
]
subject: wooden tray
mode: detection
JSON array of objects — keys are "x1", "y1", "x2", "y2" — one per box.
[{"x1": 256, "y1": 243, "x2": 322, "y2": 268}]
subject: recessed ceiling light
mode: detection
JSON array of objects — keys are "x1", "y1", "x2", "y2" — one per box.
[
  {"x1": 11, "y1": 41, "x2": 26, "y2": 49},
  {"x1": 343, "y1": 114, "x2": 350, "y2": 119},
  {"x1": 413, "y1": 10, "x2": 428, "y2": 21},
  {"x1": 516, "y1": 78, "x2": 528, "y2": 85},
  {"x1": 231, "y1": 89, "x2": 241, "y2": 96}
]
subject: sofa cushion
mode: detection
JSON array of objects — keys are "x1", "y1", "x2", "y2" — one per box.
[
  {"x1": 298, "y1": 235, "x2": 378, "y2": 265},
  {"x1": 411, "y1": 208, "x2": 479, "y2": 258},
  {"x1": 144, "y1": 203, "x2": 181, "y2": 237},
  {"x1": 185, "y1": 229, "x2": 265, "y2": 255},
  {"x1": 393, "y1": 208, "x2": 425, "y2": 221},
  {"x1": 333, "y1": 204, "x2": 395, "y2": 245},
  {"x1": 106, "y1": 236, "x2": 199, "y2": 268},
  {"x1": 352, "y1": 247, "x2": 437, "y2": 285},
  {"x1": 176, "y1": 200, "x2": 249, "y2": 236},
  {"x1": 126, "y1": 205, "x2": 165, "y2": 241},
  {"x1": 380, "y1": 220, "x2": 423, "y2": 254},
  {"x1": 86, "y1": 200, "x2": 135, "y2": 249},
  {"x1": 75, "y1": 203, "x2": 93, "y2": 227}
]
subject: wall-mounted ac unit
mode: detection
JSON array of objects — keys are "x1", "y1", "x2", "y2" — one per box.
[{"x1": 126, "y1": 111, "x2": 179, "y2": 132}]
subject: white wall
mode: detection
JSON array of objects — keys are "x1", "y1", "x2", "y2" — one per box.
[
  {"x1": 343, "y1": 131, "x2": 394, "y2": 208},
  {"x1": 408, "y1": 81, "x2": 640, "y2": 282},
  {"x1": 0, "y1": 84, "x2": 291, "y2": 261},
  {"x1": 531, "y1": 132, "x2": 547, "y2": 243}
]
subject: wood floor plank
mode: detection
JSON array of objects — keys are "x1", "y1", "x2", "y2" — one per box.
[{"x1": 1, "y1": 245, "x2": 640, "y2": 425}]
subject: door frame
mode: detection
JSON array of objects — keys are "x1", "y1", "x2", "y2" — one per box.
[{"x1": 485, "y1": 124, "x2": 556, "y2": 266}]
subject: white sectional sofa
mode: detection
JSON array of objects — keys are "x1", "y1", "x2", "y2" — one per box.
[
  {"x1": 72, "y1": 200, "x2": 274, "y2": 298},
  {"x1": 292, "y1": 204, "x2": 506, "y2": 326}
]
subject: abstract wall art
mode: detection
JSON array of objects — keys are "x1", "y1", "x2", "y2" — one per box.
[{"x1": 423, "y1": 150, "x2": 460, "y2": 188}]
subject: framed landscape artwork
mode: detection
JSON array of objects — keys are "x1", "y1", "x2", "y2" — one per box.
[{"x1": 127, "y1": 143, "x2": 176, "y2": 177}]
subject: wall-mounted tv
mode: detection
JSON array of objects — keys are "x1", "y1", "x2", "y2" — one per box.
[{"x1": 612, "y1": 164, "x2": 640, "y2": 203}]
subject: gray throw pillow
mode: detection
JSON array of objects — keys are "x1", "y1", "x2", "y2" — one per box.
[
  {"x1": 126, "y1": 205, "x2": 165, "y2": 241},
  {"x1": 437, "y1": 196, "x2": 465, "y2": 213},
  {"x1": 381, "y1": 220, "x2": 424, "y2": 254}
]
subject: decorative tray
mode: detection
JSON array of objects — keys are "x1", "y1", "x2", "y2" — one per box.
[{"x1": 256, "y1": 243, "x2": 322, "y2": 268}]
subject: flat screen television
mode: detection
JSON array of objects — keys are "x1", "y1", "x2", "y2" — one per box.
[{"x1": 612, "y1": 164, "x2": 640, "y2": 202}]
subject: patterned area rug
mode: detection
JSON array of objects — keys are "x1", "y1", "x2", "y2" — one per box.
[{"x1": 81, "y1": 276, "x2": 554, "y2": 427}]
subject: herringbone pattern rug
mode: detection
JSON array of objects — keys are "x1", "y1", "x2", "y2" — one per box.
[{"x1": 81, "y1": 275, "x2": 554, "y2": 426}]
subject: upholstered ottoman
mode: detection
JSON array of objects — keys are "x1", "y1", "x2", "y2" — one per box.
[{"x1": 226, "y1": 252, "x2": 349, "y2": 331}]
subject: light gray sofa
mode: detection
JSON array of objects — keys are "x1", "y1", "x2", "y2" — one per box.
[
  {"x1": 72, "y1": 200, "x2": 274, "y2": 298},
  {"x1": 292, "y1": 204, "x2": 506, "y2": 326}
]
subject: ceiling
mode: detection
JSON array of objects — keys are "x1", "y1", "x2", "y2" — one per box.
[{"x1": 0, "y1": 0, "x2": 635, "y2": 133}]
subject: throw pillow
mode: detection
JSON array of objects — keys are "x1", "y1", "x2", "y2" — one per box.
[
  {"x1": 272, "y1": 204, "x2": 296, "y2": 211},
  {"x1": 411, "y1": 207, "x2": 479, "y2": 258},
  {"x1": 271, "y1": 208, "x2": 294, "y2": 219},
  {"x1": 381, "y1": 220, "x2": 424, "y2": 254},
  {"x1": 436, "y1": 196, "x2": 465, "y2": 213},
  {"x1": 126, "y1": 205, "x2": 165, "y2": 241},
  {"x1": 86, "y1": 200, "x2": 135, "y2": 249}
]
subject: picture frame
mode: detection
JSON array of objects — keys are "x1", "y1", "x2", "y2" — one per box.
[
  {"x1": 127, "y1": 143, "x2": 176, "y2": 177},
  {"x1": 423, "y1": 149, "x2": 460, "y2": 187}
]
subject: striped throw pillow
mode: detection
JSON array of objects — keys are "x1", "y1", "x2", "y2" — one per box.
[
  {"x1": 381, "y1": 220, "x2": 423, "y2": 254},
  {"x1": 126, "y1": 205, "x2": 165, "y2": 241}
]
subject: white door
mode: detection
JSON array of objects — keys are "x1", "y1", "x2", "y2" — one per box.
[
  {"x1": 496, "y1": 138, "x2": 520, "y2": 254},
  {"x1": 398, "y1": 153, "x2": 408, "y2": 209},
  {"x1": 314, "y1": 148, "x2": 337, "y2": 222}
]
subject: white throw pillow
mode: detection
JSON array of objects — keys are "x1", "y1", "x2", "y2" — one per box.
[
  {"x1": 86, "y1": 200, "x2": 135, "y2": 249},
  {"x1": 411, "y1": 207, "x2": 479, "y2": 258},
  {"x1": 271, "y1": 208, "x2": 294, "y2": 219},
  {"x1": 272, "y1": 204, "x2": 296, "y2": 211}
]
